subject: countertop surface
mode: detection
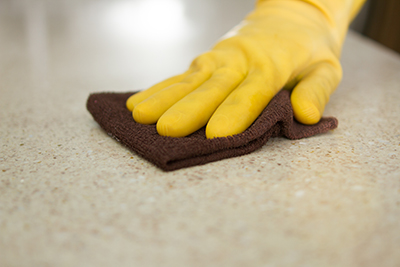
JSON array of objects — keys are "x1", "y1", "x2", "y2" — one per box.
[{"x1": 1, "y1": 0, "x2": 400, "y2": 266}]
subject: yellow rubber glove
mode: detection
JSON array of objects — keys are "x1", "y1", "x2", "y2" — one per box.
[{"x1": 127, "y1": 0, "x2": 366, "y2": 138}]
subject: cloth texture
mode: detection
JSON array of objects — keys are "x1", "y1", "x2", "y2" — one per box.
[{"x1": 86, "y1": 90, "x2": 338, "y2": 171}]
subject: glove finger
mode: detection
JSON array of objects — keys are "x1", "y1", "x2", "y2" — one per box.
[
  {"x1": 132, "y1": 69, "x2": 213, "y2": 124},
  {"x1": 126, "y1": 72, "x2": 188, "y2": 111},
  {"x1": 127, "y1": 51, "x2": 221, "y2": 112},
  {"x1": 156, "y1": 68, "x2": 245, "y2": 137},
  {"x1": 206, "y1": 69, "x2": 283, "y2": 138},
  {"x1": 291, "y1": 61, "x2": 342, "y2": 125}
]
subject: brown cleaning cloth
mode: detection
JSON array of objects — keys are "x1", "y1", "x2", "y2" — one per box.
[{"x1": 86, "y1": 90, "x2": 338, "y2": 171}]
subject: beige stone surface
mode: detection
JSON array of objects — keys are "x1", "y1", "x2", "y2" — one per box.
[{"x1": 1, "y1": 0, "x2": 399, "y2": 266}]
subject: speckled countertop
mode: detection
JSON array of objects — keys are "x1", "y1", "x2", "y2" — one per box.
[{"x1": 1, "y1": 1, "x2": 399, "y2": 267}]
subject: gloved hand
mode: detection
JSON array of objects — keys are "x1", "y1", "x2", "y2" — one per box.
[{"x1": 126, "y1": 0, "x2": 366, "y2": 138}]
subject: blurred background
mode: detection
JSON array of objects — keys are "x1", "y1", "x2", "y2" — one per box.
[
  {"x1": 351, "y1": 0, "x2": 400, "y2": 54},
  {"x1": 0, "y1": 0, "x2": 399, "y2": 92}
]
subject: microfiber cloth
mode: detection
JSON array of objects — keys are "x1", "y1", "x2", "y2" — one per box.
[{"x1": 86, "y1": 90, "x2": 338, "y2": 171}]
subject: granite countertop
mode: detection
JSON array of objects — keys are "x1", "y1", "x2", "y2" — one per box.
[{"x1": 1, "y1": 1, "x2": 399, "y2": 266}]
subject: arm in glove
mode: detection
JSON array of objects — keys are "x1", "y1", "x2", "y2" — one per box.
[{"x1": 126, "y1": 0, "x2": 366, "y2": 138}]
